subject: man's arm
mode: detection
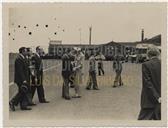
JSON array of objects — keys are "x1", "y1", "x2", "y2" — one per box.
[{"x1": 142, "y1": 63, "x2": 160, "y2": 102}]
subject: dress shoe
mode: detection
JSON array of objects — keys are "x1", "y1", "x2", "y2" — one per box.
[
  {"x1": 113, "y1": 85, "x2": 117, "y2": 88},
  {"x1": 86, "y1": 87, "x2": 91, "y2": 90},
  {"x1": 119, "y1": 83, "x2": 124, "y2": 86},
  {"x1": 40, "y1": 100, "x2": 50, "y2": 103},
  {"x1": 70, "y1": 85, "x2": 75, "y2": 88},
  {"x1": 64, "y1": 96, "x2": 71, "y2": 100},
  {"x1": 28, "y1": 103, "x2": 36, "y2": 106},
  {"x1": 9, "y1": 101, "x2": 15, "y2": 111},
  {"x1": 72, "y1": 95, "x2": 81, "y2": 98},
  {"x1": 93, "y1": 88, "x2": 100, "y2": 90},
  {"x1": 21, "y1": 107, "x2": 32, "y2": 110}
]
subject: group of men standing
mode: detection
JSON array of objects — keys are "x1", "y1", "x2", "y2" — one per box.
[
  {"x1": 9, "y1": 45, "x2": 161, "y2": 120},
  {"x1": 9, "y1": 46, "x2": 49, "y2": 111},
  {"x1": 61, "y1": 46, "x2": 161, "y2": 120},
  {"x1": 62, "y1": 47, "x2": 85, "y2": 100},
  {"x1": 61, "y1": 48, "x2": 125, "y2": 100}
]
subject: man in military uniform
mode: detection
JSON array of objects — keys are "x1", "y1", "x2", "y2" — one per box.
[
  {"x1": 113, "y1": 55, "x2": 124, "y2": 88},
  {"x1": 96, "y1": 52, "x2": 105, "y2": 76},
  {"x1": 86, "y1": 50, "x2": 99, "y2": 90},
  {"x1": 62, "y1": 49, "x2": 75, "y2": 100},
  {"x1": 9, "y1": 47, "x2": 32, "y2": 111},
  {"x1": 31, "y1": 46, "x2": 49, "y2": 103},
  {"x1": 71, "y1": 47, "x2": 84, "y2": 98}
]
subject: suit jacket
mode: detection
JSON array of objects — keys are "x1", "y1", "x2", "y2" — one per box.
[
  {"x1": 31, "y1": 53, "x2": 43, "y2": 76},
  {"x1": 31, "y1": 53, "x2": 43, "y2": 85},
  {"x1": 140, "y1": 57, "x2": 161, "y2": 108},
  {"x1": 62, "y1": 53, "x2": 74, "y2": 78},
  {"x1": 14, "y1": 54, "x2": 30, "y2": 86}
]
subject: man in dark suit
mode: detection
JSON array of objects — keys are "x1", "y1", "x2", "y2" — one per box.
[
  {"x1": 9, "y1": 47, "x2": 32, "y2": 111},
  {"x1": 25, "y1": 47, "x2": 36, "y2": 106},
  {"x1": 138, "y1": 46, "x2": 161, "y2": 120},
  {"x1": 31, "y1": 46, "x2": 49, "y2": 103},
  {"x1": 62, "y1": 49, "x2": 75, "y2": 100}
]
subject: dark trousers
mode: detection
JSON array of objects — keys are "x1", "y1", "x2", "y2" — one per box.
[
  {"x1": 11, "y1": 84, "x2": 29, "y2": 108},
  {"x1": 62, "y1": 75, "x2": 70, "y2": 98},
  {"x1": 138, "y1": 104, "x2": 161, "y2": 120},
  {"x1": 31, "y1": 85, "x2": 45, "y2": 102},
  {"x1": 27, "y1": 85, "x2": 33, "y2": 104},
  {"x1": 86, "y1": 71, "x2": 98, "y2": 89},
  {"x1": 31, "y1": 75, "x2": 46, "y2": 102},
  {"x1": 98, "y1": 67, "x2": 104, "y2": 76}
]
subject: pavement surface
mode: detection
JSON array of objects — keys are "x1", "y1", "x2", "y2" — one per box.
[{"x1": 9, "y1": 60, "x2": 142, "y2": 120}]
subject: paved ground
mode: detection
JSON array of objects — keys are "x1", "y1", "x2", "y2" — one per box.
[{"x1": 9, "y1": 61, "x2": 142, "y2": 120}]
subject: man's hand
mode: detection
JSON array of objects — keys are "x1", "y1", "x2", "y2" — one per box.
[
  {"x1": 73, "y1": 67, "x2": 76, "y2": 71},
  {"x1": 158, "y1": 97, "x2": 161, "y2": 103},
  {"x1": 23, "y1": 81, "x2": 27, "y2": 83}
]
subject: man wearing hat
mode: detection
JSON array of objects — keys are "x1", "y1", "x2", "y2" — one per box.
[
  {"x1": 9, "y1": 47, "x2": 32, "y2": 111},
  {"x1": 138, "y1": 46, "x2": 161, "y2": 120},
  {"x1": 96, "y1": 52, "x2": 105, "y2": 76},
  {"x1": 62, "y1": 49, "x2": 75, "y2": 100},
  {"x1": 112, "y1": 55, "x2": 124, "y2": 88},
  {"x1": 86, "y1": 50, "x2": 99, "y2": 90},
  {"x1": 71, "y1": 47, "x2": 84, "y2": 98}
]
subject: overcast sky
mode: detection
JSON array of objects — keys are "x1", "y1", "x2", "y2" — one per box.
[{"x1": 8, "y1": 3, "x2": 166, "y2": 52}]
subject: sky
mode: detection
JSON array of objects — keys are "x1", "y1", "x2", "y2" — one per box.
[{"x1": 8, "y1": 3, "x2": 166, "y2": 52}]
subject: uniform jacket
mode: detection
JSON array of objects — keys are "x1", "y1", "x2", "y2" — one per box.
[
  {"x1": 113, "y1": 61, "x2": 122, "y2": 73},
  {"x1": 89, "y1": 55, "x2": 96, "y2": 72}
]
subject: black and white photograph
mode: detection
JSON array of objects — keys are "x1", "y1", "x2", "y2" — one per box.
[{"x1": 2, "y1": 2, "x2": 167, "y2": 127}]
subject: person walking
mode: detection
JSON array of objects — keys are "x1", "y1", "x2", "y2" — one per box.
[
  {"x1": 26, "y1": 47, "x2": 36, "y2": 106},
  {"x1": 113, "y1": 55, "x2": 123, "y2": 88},
  {"x1": 9, "y1": 47, "x2": 32, "y2": 111},
  {"x1": 138, "y1": 46, "x2": 161, "y2": 120},
  {"x1": 71, "y1": 47, "x2": 84, "y2": 98},
  {"x1": 62, "y1": 49, "x2": 75, "y2": 100},
  {"x1": 96, "y1": 52, "x2": 105, "y2": 76},
  {"x1": 31, "y1": 46, "x2": 49, "y2": 103},
  {"x1": 86, "y1": 51, "x2": 99, "y2": 90}
]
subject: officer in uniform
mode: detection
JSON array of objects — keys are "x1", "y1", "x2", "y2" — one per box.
[
  {"x1": 113, "y1": 55, "x2": 124, "y2": 88},
  {"x1": 62, "y1": 49, "x2": 75, "y2": 100},
  {"x1": 9, "y1": 47, "x2": 32, "y2": 111},
  {"x1": 96, "y1": 52, "x2": 105, "y2": 76},
  {"x1": 71, "y1": 47, "x2": 84, "y2": 98},
  {"x1": 31, "y1": 46, "x2": 49, "y2": 103},
  {"x1": 86, "y1": 50, "x2": 99, "y2": 90}
]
